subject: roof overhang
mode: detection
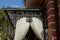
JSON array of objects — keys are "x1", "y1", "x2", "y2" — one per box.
[{"x1": 3, "y1": 8, "x2": 47, "y2": 12}]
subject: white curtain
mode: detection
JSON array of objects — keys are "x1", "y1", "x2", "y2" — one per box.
[
  {"x1": 31, "y1": 17, "x2": 44, "y2": 40},
  {"x1": 14, "y1": 17, "x2": 30, "y2": 40},
  {"x1": 14, "y1": 17, "x2": 44, "y2": 40}
]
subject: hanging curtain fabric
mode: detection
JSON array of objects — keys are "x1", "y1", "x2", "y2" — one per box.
[
  {"x1": 14, "y1": 17, "x2": 44, "y2": 40},
  {"x1": 14, "y1": 17, "x2": 30, "y2": 40},
  {"x1": 31, "y1": 17, "x2": 44, "y2": 40}
]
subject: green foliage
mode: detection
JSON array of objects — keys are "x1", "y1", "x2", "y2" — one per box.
[
  {"x1": 0, "y1": 9, "x2": 6, "y2": 26},
  {"x1": 0, "y1": 9, "x2": 14, "y2": 40},
  {"x1": 1, "y1": 31, "x2": 6, "y2": 38},
  {"x1": 0, "y1": 9, "x2": 11, "y2": 39},
  {"x1": 0, "y1": 9, "x2": 5, "y2": 16},
  {"x1": 0, "y1": 9, "x2": 5, "y2": 26}
]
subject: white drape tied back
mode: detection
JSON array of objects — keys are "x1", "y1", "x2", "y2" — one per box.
[
  {"x1": 14, "y1": 17, "x2": 30, "y2": 40},
  {"x1": 14, "y1": 17, "x2": 44, "y2": 40},
  {"x1": 31, "y1": 17, "x2": 44, "y2": 40}
]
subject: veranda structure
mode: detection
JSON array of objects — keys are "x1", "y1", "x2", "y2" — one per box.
[{"x1": 4, "y1": 8, "x2": 47, "y2": 40}]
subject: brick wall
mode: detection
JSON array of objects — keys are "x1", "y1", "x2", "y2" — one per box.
[
  {"x1": 45, "y1": 0, "x2": 56, "y2": 40},
  {"x1": 45, "y1": 0, "x2": 60, "y2": 40}
]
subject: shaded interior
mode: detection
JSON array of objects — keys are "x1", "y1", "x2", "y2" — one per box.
[{"x1": 23, "y1": 26, "x2": 40, "y2": 40}]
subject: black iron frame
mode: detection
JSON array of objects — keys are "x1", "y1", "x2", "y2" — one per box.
[{"x1": 4, "y1": 8, "x2": 47, "y2": 40}]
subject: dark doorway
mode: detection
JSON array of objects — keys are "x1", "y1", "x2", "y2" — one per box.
[{"x1": 23, "y1": 26, "x2": 40, "y2": 40}]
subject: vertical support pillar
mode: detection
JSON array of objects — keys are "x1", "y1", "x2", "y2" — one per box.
[
  {"x1": 57, "y1": 0, "x2": 60, "y2": 39},
  {"x1": 43, "y1": 13, "x2": 46, "y2": 40},
  {"x1": 46, "y1": 0, "x2": 56, "y2": 40},
  {"x1": 42, "y1": 10, "x2": 46, "y2": 40},
  {"x1": 54, "y1": 0, "x2": 60, "y2": 40}
]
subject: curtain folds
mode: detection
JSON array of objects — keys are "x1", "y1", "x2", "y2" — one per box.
[
  {"x1": 14, "y1": 17, "x2": 44, "y2": 40},
  {"x1": 14, "y1": 17, "x2": 30, "y2": 40},
  {"x1": 31, "y1": 17, "x2": 44, "y2": 40}
]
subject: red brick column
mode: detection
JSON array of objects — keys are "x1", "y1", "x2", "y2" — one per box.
[{"x1": 45, "y1": 0, "x2": 56, "y2": 40}]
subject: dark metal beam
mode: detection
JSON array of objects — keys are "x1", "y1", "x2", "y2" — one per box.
[
  {"x1": 4, "y1": 11, "x2": 14, "y2": 28},
  {"x1": 3, "y1": 8, "x2": 47, "y2": 12},
  {"x1": 54, "y1": 0, "x2": 59, "y2": 40}
]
